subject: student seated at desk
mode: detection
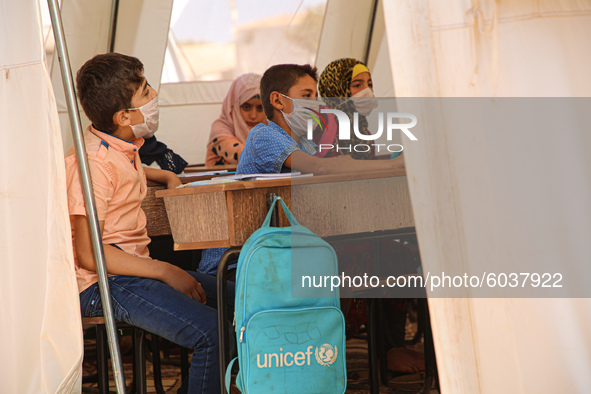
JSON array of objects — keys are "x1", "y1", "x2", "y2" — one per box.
[
  {"x1": 237, "y1": 63, "x2": 404, "y2": 175},
  {"x1": 198, "y1": 63, "x2": 404, "y2": 278},
  {"x1": 318, "y1": 57, "x2": 387, "y2": 160},
  {"x1": 139, "y1": 135, "x2": 188, "y2": 174},
  {"x1": 66, "y1": 52, "x2": 231, "y2": 394},
  {"x1": 205, "y1": 73, "x2": 267, "y2": 166},
  {"x1": 319, "y1": 58, "x2": 423, "y2": 374}
]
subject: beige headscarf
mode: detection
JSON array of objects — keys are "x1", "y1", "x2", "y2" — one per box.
[{"x1": 208, "y1": 73, "x2": 265, "y2": 144}]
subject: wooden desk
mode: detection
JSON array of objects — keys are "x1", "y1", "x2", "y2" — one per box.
[
  {"x1": 183, "y1": 164, "x2": 238, "y2": 173},
  {"x1": 151, "y1": 169, "x2": 423, "y2": 394},
  {"x1": 142, "y1": 172, "x2": 224, "y2": 237},
  {"x1": 154, "y1": 170, "x2": 413, "y2": 250}
]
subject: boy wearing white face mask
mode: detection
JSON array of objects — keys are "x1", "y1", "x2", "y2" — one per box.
[
  {"x1": 198, "y1": 64, "x2": 405, "y2": 276},
  {"x1": 235, "y1": 63, "x2": 404, "y2": 175},
  {"x1": 66, "y1": 53, "x2": 231, "y2": 394}
]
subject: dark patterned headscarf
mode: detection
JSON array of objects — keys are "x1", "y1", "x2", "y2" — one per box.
[
  {"x1": 139, "y1": 136, "x2": 188, "y2": 174},
  {"x1": 318, "y1": 58, "x2": 374, "y2": 159},
  {"x1": 319, "y1": 58, "x2": 365, "y2": 97}
]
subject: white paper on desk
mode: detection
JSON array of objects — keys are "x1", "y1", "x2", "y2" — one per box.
[
  {"x1": 250, "y1": 173, "x2": 314, "y2": 180},
  {"x1": 178, "y1": 170, "x2": 228, "y2": 177},
  {"x1": 176, "y1": 178, "x2": 238, "y2": 188},
  {"x1": 212, "y1": 172, "x2": 313, "y2": 181}
]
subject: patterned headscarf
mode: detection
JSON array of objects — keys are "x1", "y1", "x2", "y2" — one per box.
[
  {"x1": 319, "y1": 58, "x2": 366, "y2": 97},
  {"x1": 318, "y1": 58, "x2": 373, "y2": 160}
]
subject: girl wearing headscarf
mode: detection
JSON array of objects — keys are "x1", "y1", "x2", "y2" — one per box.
[
  {"x1": 320, "y1": 60, "x2": 420, "y2": 373},
  {"x1": 205, "y1": 73, "x2": 267, "y2": 166},
  {"x1": 318, "y1": 58, "x2": 379, "y2": 160}
]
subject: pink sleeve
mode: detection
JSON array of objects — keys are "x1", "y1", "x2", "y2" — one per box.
[{"x1": 206, "y1": 136, "x2": 244, "y2": 165}]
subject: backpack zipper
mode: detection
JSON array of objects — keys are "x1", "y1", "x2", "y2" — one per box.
[
  {"x1": 239, "y1": 326, "x2": 246, "y2": 342},
  {"x1": 240, "y1": 305, "x2": 344, "y2": 344}
]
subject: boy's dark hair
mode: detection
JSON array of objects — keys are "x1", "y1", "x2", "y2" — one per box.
[
  {"x1": 260, "y1": 64, "x2": 318, "y2": 120},
  {"x1": 76, "y1": 53, "x2": 144, "y2": 134}
]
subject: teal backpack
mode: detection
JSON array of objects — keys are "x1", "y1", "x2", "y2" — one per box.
[{"x1": 225, "y1": 197, "x2": 347, "y2": 393}]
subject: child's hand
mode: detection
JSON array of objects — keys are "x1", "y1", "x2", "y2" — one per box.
[
  {"x1": 166, "y1": 173, "x2": 182, "y2": 189},
  {"x1": 144, "y1": 167, "x2": 182, "y2": 188},
  {"x1": 161, "y1": 263, "x2": 207, "y2": 303}
]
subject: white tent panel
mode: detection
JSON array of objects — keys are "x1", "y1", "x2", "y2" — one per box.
[
  {"x1": 50, "y1": 0, "x2": 390, "y2": 165},
  {"x1": 367, "y1": 24, "x2": 395, "y2": 98},
  {"x1": 159, "y1": 102, "x2": 229, "y2": 165},
  {"x1": 158, "y1": 80, "x2": 233, "y2": 164},
  {"x1": 114, "y1": 0, "x2": 173, "y2": 92},
  {"x1": 384, "y1": 0, "x2": 591, "y2": 393},
  {"x1": 1, "y1": 0, "x2": 83, "y2": 392},
  {"x1": 158, "y1": 0, "x2": 381, "y2": 165},
  {"x1": 315, "y1": 0, "x2": 375, "y2": 73},
  {"x1": 50, "y1": 0, "x2": 113, "y2": 151},
  {"x1": 53, "y1": 0, "x2": 173, "y2": 153}
]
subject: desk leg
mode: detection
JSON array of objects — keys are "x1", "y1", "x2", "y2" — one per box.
[
  {"x1": 217, "y1": 247, "x2": 242, "y2": 394},
  {"x1": 366, "y1": 298, "x2": 380, "y2": 394},
  {"x1": 266, "y1": 193, "x2": 279, "y2": 227}
]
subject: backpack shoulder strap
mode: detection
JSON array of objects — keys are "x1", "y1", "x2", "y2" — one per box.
[
  {"x1": 261, "y1": 196, "x2": 299, "y2": 227},
  {"x1": 225, "y1": 357, "x2": 238, "y2": 393}
]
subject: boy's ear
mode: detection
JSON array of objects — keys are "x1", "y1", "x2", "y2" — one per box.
[
  {"x1": 112, "y1": 110, "x2": 131, "y2": 128},
  {"x1": 269, "y1": 91, "x2": 285, "y2": 112}
]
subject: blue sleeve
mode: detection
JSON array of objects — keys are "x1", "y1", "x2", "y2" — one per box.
[
  {"x1": 199, "y1": 247, "x2": 238, "y2": 275},
  {"x1": 251, "y1": 126, "x2": 299, "y2": 174}
]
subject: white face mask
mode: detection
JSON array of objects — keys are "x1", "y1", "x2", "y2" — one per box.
[
  {"x1": 279, "y1": 93, "x2": 321, "y2": 137},
  {"x1": 351, "y1": 87, "x2": 378, "y2": 116},
  {"x1": 127, "y1": 96, "x2": 159, "y2": 139}
]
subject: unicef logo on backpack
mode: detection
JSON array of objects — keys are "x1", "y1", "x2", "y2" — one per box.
[
  {"x1": 255, "y1": 343, "x2": 339, "y2": 369},
  {"x1": 315, "y1": 343, "x2": 338, "y2": 366}
]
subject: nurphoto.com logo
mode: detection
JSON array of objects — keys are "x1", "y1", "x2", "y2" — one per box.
[{"x1": 304, "y1": 107, "x2": 418, "y2": 155}]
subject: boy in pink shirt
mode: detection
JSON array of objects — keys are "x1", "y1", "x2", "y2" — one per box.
[{"x1": 66, "y1": 53, "x2": 228, "y2": 393}]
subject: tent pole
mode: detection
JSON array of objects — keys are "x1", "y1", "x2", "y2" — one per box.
[
  {"x1": 108, "y1": 0, "x2": 120, "y2": 52},
  {"x1": 364, "y1": 0, "x2": 379, "y2": 65},
  {"x1": 47, "y1": 1, "x2": 127, "y2": 393}
]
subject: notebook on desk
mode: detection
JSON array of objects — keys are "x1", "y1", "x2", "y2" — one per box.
[
  {"x1": 176, "y1": 178, "x2": 238, "y2": 188},
  {"x1": 212, "y1": 172, "x2": 313, "y2": 181},
  {"x1": 178, "y1": 170, "x2": 232, "y2": 178}
]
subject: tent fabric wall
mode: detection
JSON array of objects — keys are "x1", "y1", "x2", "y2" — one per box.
[
  {"x1": 366, "y1": 8, "x2": 395, "y2": 98},
  {"x1": 0, "y1": 0, "x2": 83, "y2": 392},
  {"x1": 52, "y1": 0, "x2": 174, "y2": 155},
  {"x1": 158, "y1": 80, "x2": 234, "y2": 164},
  {"x1": 383, "y1": 0, "x2": 591, "y2": 392},
  {"x1": 314, "y1": 0, "x2": 376, "y2": 74},
  {"x1": 51, "y1": 0, "x2": 386, "y2": 165},
  {"x1": 160, "y1": 0, "x2": 381, "y2": 165}
]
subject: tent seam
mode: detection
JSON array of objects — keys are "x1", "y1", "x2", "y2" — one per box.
[
  {"x1": 430, "y1": 9, "x2": 591, "y2": 31},
  {"x1": 1, "y1": 59, "x2": 44, "y2": 70}
]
